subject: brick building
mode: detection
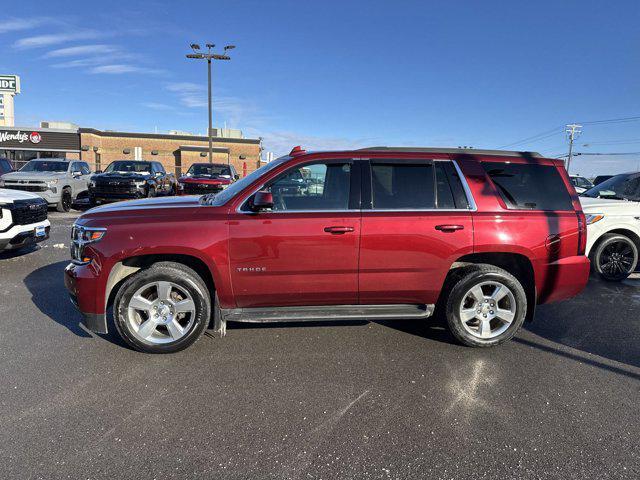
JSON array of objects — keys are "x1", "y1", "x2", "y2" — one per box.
[
  {"x1": 0, "y1": 124, "x2": 262, "y2": 176},
  {"x1": 79, "y1": 128, "x2": 262, "y2": 176}
]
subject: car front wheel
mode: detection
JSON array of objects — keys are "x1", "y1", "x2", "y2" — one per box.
[
  {"x1": 113, "y1": 262, "x2": 211, "y2": 353},
  {"x1": 56, "y1": 188, "x2": 72, "y2": 212},
  {"x1": 445, "y1": 265, "x2": 527, "y2": 347},
  {"x1": 592, "y1": 233, "x2": 638, "y2": 281}
]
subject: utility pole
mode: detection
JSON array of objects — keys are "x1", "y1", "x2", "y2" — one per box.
[
  {"x1": 186, "y1": 43, "x2": 235, "y2": 164},
  {"x1": 565, "y1": 124, "x2": 582, "y2": 174}
]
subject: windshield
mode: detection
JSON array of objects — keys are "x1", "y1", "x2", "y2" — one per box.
[
  {"x1": 20, "y1": 161, "x2": 68, "y2": 172},
  {"x1": 187, "y1": 164, "x2": 231, "y2": 177},
  {"x1": 105, "y1": 161, "x2": 152, "y2": 174},
  {"x1": 571, "y1": 176, "x2": 593, "y2": 189},
  {"x1": 582, "y1": 173, "x2": 640, "y2": 201},
  {"x1": 202, "y1": 156, "x2": 290, "y2": 206}
]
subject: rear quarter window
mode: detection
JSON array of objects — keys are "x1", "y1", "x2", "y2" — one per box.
[{"x1": 482, "y1": 162, "x2": 574, "y2": 211}]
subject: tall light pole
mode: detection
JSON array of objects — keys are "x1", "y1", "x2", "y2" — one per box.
[
  {"x1": 186, "y1": 43, "x2": 235, "y2": 164},
  {"x1": 565, "y1": 123, "x2": 582, "y2": 174}
]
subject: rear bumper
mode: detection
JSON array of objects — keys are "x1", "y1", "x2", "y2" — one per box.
[
  {"x1": 537, "y1": 255, "x2": 590, "y2": 304},
  {"x1": 64, "y1": 262, "x2": 108, "y2": 334}
]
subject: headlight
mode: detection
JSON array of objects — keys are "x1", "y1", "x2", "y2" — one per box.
[
  {"x1": 134, "y1": 181, "x2": 146, "y2": 187},
  {"x1": 89, "y1": 180, "x2": 96, "y2": 188},
  {"x1": 0, "y1": 179, "x2": 5, "y2": 187},
  {"x1": 46, "y1": 179, "x2": 59, "y2": 189},
  {"x1": 70, "y1": 225, "x2": 107, "y2": 265},
  {"x1": 585, "y1": 213, "x2": 604, "y2": 225}
]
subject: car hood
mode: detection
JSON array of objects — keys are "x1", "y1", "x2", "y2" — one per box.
[
  {"x1": 2, "y1": 171, "x2": 67, "y2": 181},
  {"x1": 0, "y1": 188, "x2": 43, "y2": 203},
  {"x1": 93, "y1": 172, "x2": 150, "y2": 181},
  {"x1": 82, "y1": 195, "x2": 205, "y2": 216},
  {"x1": 579, "y1": 196, "x2": 640, "y2": 213}
]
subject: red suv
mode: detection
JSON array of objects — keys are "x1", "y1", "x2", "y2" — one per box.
[
  {"x1": 64, "y1": 146, "x2": 589, "y2": 353},
  {"x1": 178, "y1": 163, "x2": 239, "y2": 195}
]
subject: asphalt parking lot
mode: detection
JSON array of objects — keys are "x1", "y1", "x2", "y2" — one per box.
[{"x1": 1, "y1": 211, "x2": 639, "y2": 480}]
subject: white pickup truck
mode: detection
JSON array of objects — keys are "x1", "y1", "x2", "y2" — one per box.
[
  {"x1": 580, "y1": 172, "x2": 640, "y2": 281},
  {"x1": 0, "y1": 188, "x2": 50, "y2": 252}
]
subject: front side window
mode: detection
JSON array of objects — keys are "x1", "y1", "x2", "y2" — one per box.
[
  {"x1": 266, "y1": 162, "x2": 351, "y2": 211},
  {"x1": 371, "y1": 162, "x2": 435, "y2": 209},
  {"x1": 80, "y1": 163, "x2": 91, "y2": 175},
  {"x1": 482, "y1": 162, "x2": 574, "y2": 211}
]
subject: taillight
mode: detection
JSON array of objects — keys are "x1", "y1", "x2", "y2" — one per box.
[{"x1": 576, "y1": 211, "x2": 587, "y2": 255}]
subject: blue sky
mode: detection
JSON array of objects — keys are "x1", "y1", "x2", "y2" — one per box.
[{"x1": 1, "y1": 0, "x2": 639, "y2": 175}]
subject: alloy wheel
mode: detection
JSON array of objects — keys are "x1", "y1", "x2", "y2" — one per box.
[
  {"x1": 126, "y1": 281, "x2": 196, "y2": 344},
  {"x1": 599, "y1": 241, "x2": 636, "y2": 277},
  {"x1": 458, "y1": 281, "x2": 516, "y2": 339}
]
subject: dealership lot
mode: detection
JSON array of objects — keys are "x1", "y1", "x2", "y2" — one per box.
[{"x1": 0, "y1": 211, "x2": 638, "y2": 479}]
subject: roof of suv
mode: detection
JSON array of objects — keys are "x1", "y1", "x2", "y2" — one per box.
[{"x1": 357, "y1": 147, "x2": 542, "y2": 157}]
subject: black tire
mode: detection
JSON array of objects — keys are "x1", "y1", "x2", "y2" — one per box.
[
  {"x1": 56, "y1": 188, "x2": 72, "y2": 212},
  {"x1": 445, "y1": 264, "x2": 527, "y2": 348},
  {"x1": 147, "y1": 186, "x2": 156, "y2": 198},
  {"x1": 591, "y1": 233, "x2": 638, "y2": 282},
  {"x1": 113, "y1": 262, "x2": 211, "y2": 353}
]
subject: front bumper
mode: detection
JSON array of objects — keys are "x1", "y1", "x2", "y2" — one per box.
[
  {"x1": 89, "y1": 184, "x2": 146, "y2": 202},
  {"x1": 1, "y1": 186, "x2": 61, "y2": 205},
  {"x1": 0, "y1": 220, "x2": 50, "y2": 251},
  {"x1": 64, "y1": 262, "x2": 108, "y2": 334},
  {"x1": 537, "y1": 255, "x2": 591, "y2": 304}
]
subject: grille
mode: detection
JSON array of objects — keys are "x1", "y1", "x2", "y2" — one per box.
[
  {"x1": 183, "y1": 183, "x2": 223, "y2": 195},
  {"x1": 3, "y1": 184, "x2": 48, "y2": 192},
  {"x1": 8, "y1": 199, "x2": 48, "y2": 225},
  {"x1": 93, "y1": 182, "x2": 136, "y2": 194}
]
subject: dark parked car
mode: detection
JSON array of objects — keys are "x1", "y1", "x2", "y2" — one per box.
[
  {"x1": 593, "y1": 175, "x2": 614, "y2": 186},
  {"x1": 65, "y1": 146, "x2": 589, "y2": 353},
  {"x1": 178, "y1": 163, "x2": 239, "y2": 195},
  {"x1": 0, "y1": 158, "x2": 13, "y2": 175},
  {"x1": 88, "y1": 160, "x2": 177, "y2": 205}
]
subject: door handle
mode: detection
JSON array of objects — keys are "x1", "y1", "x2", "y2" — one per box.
[
  {"x1": 435, "y1": 224, "x2": 464, "y2": 232},
  {"x1": 324, "y1": 226, "x2": 355, "y2": 234}
]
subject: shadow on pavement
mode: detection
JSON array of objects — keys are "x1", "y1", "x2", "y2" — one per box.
[
  {"x1": 24, "y1": 260, "x2": 92, "y2": 338},
  {"x1": 525, "y1": 274, "x2": 640, "y2": 370},
  {"x1": 0, "y1": 244, "x2": 40, "y2": 260}
]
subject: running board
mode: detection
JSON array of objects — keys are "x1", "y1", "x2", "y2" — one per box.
[{"x1": 220, "y1": 304, "x2": 434, "y2": 323}]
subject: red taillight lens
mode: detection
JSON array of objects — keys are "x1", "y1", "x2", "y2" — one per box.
[{"x1": 577, "y1": 211, "x2": 587, "y2": 255}]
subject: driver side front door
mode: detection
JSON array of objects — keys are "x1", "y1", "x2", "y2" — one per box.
[{"x1": 227, "y1": 159, "x2": 361, "y2": 308}]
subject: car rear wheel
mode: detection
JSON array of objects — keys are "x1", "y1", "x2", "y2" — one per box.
[
  {"x1": 113, "y1": 262, "x2": 211, "y2": 353},
  {"x1": 56, "y1": 187, "x2": 72, "y2": 212},
  {"x1": 592, "y1": 233, "x2": 638, "y2": 282},
  {"x1": 445, "y1": 265, "x2": 527, "y2": 347}
]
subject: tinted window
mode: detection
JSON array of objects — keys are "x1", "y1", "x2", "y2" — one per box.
[
  {"x1": 583, "y1": 173, "x2": 640, "y2": 201},
  {"x1": 372, "y1": 162, "x2": 435, "y2": 209},
  {"x1": 435, "y1": 161, "x2": 469, "y2": 209},
  {"x1": 80, "y1": 163, "x2": 91, "y2": 175},
  {"x1": 0, "y1": 159, "x2": 12, "y2": 174},
  {"x1": 482, "y1": 162, "x2": 574, "y2": 211},
  {"x1": 267, "y1": 162, "x2": 351, "y2": 211}
]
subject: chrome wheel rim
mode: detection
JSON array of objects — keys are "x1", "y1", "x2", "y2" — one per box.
[
  {"x1": 459, "y1": 281, "x2": 516, "y2": 340},
  {"x1": 126, "y1": 281, "x2": 196, "y2": 345},
  {"x1": 600, "y1": 241, "x2": 636, "y2": 276}
]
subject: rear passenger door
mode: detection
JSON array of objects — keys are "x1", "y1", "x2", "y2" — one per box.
[{"x1": 358, "y1": 159, "x2": 474, "y2": 305}]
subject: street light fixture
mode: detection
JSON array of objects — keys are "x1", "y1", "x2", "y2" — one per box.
[{"x1": 185, "y1": 42, "x2": 234, "y2": 164}]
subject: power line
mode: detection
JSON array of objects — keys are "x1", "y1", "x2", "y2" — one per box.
[
  {"x1": 497, "y1": 126, "x2": 564, "y2": 149},
  {"x1": 579, "y1": 115, "x2": 640, "y2": 125},
  {"x1": 582, "y1": 138, "x2": 640, "y2": 146}
]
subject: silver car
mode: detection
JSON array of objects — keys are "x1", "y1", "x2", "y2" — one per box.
[{"x1": 0, "y1": 159, "x2": 92, "y2": 212}]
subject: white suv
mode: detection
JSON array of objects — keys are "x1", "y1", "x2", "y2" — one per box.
[
  {"x1": 580, "y1": 172, "x2": 640, "y2": 281},
  {"x1": 0, "y1": 188, "x2": 50, "y2": 252}
]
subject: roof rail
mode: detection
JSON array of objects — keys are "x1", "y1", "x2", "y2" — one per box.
[{"x1": 357, "y1": 146, "x2": 543, "y2": 157}]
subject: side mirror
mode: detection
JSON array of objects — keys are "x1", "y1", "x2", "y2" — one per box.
[
  {"x1": 251, "y1": 191, "x2": 273, "y2": 212},
  {"x1": 72, "y1": 171, "x2": 82, "y2": 177}
]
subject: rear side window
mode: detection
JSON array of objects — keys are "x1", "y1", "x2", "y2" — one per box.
[
  {"x1": 371, "y1": 163, "x2": 435, "y2": 209},
  {"x1": 435, "y1": 161, "x2": 469, "y2": 209},
  {"x1": 482, "y1": 162, "x2": 573, "y2": 211}
]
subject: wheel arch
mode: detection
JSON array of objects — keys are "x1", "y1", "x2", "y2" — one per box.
[
  {"x1": 105, "y1": 253, "x2": 216, "y2": 311},
  {"x1": 589, "y1": 227, "x2": 640, "y2": 258},
  {"x1": 443, "y1": 252, "x2": 536, "y2": 322}
]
